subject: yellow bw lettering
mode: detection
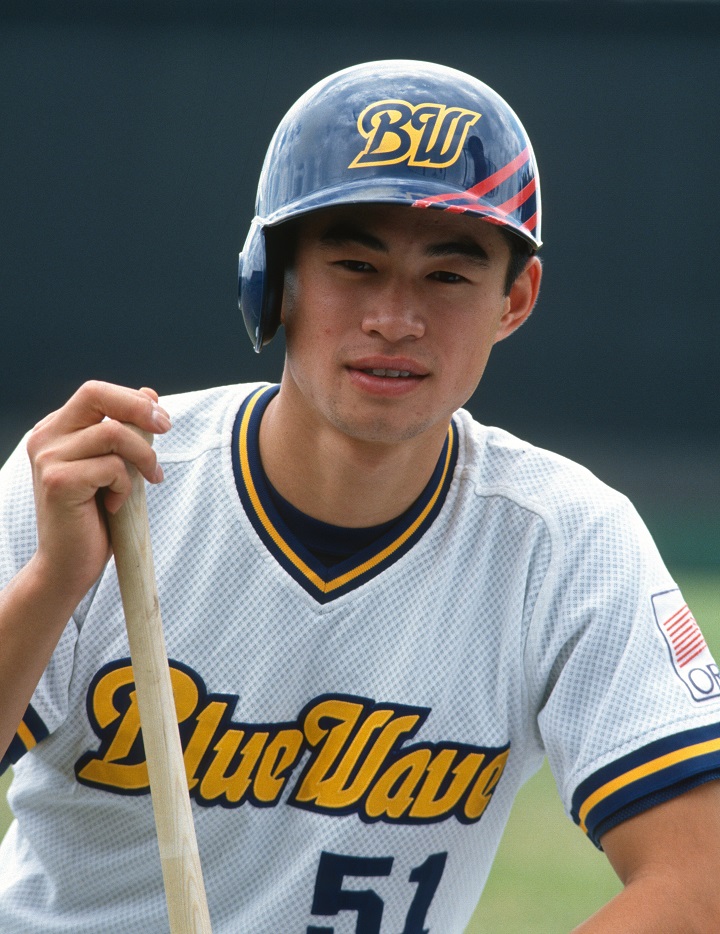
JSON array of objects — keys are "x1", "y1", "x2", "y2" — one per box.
[
  {"x1": 76, "y1": 664, "x2": 199, "y2": 791},
  {"x1": 76, "y1": 660, "x2": 306, "y2": 807},
  {"x1": 76, "y1": 666, "x2": 509, "y2": 825},
  {"x1": 295, "y1": 698, "x2": 421, "y2": 809},
  {"x1": 464, "y1": 748, "x2": 510, "y2": 821},
  {"x1": 349, "y1": 99, "x2": 481, "y2": 170},
  {"x1": 365, "y1": 749, "x2": 488, "y2": 821},
  {"x1": 200, "y1": 730, "x2": 266, "y2": 803},
  {"x1": 254, "y1": 730, "x2": 305, "y2": 803},
  {"x1": 411, "y1": 750, "x2": 487, "y2": 820},
  {"x1": 183, "y1": 702, "x2": 227, "y2": 791}
]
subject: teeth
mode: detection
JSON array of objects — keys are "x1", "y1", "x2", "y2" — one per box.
[{"x1": 368, "y1": 368, "x2": 411, "y2": 378}]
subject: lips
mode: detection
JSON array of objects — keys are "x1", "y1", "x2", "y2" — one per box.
[
  {"x1": 345, "y1": 358, "x2": 429, "y2": 396},
  {"x1": 350, "y1": 357, "x2": 429, "y2": 379}
]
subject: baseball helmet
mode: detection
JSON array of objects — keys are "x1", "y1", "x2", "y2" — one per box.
[{"x1": 238, "y1": 59, "x2": 542, "y2": 350}]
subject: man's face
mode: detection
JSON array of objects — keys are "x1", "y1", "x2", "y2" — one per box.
[{"x1": 279, "y1": 203, "x2": 539, "y2": 449}]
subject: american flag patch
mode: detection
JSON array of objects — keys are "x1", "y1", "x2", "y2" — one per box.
[{"x1": 652, "y1": 589, "x2": 720, "y2": 702}]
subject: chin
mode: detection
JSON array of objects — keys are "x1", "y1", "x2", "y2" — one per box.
[{"x1": 329, "y1": 410, "x2": 446, "y2": 447}]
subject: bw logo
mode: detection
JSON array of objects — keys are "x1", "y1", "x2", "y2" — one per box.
[{"x1": 349, "y1": 99, "x2": 481, "y2": 170}]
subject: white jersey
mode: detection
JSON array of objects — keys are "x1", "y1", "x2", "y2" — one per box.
[{"x1": 1, "y1": 382, "x2": 719, "y2": 933}]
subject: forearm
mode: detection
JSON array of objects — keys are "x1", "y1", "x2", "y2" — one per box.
[
  {"x1": 573, "y1": 872, "x2": 717, "y2": 933},
  {"x1": 0, "y1": 554, "x2": 90, "y2": 760},
  {"x1": 575, "y1": 782, "x2": 720, "y2": 933}
]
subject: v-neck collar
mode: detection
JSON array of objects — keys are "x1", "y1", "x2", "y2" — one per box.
[{"x1": 232, "y1": 385, "x2": 459, "y2": 604}]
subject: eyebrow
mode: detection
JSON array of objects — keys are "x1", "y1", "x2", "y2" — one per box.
[
  {"x1": 318, "y1": 222, "x2": 387, "y2": 252},
  {"x1": 426, "y1": 239, "x2": 490, "y2": 265},
  {"x1": 318, "y1": 221, "x2": 490, "y2": 266}
]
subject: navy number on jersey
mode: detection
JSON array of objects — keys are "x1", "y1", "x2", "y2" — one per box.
[{"x1": 308, "y1": 850, "x2": 447, "y2": 933}]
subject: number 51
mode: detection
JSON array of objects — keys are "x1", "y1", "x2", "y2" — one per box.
[{"x1": 307, "y1": 850, "x2": 447, "y2": 933}]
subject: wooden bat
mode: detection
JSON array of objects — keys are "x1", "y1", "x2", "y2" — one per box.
[{"x1": 106, "y1": 426, "x2": 213, "y2": 933}]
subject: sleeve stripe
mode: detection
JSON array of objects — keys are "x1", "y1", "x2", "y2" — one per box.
[
  {"x1": 0, "y1": 703, "x2": 50, "y2": 774},
  {"x1": 16, "y1": 719, "x2": 38, "y2": 753},
  {"x1": 577, "y1": 736, "x2": 720, "y2": 833}
]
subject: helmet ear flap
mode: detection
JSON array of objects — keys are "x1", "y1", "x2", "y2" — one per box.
[
  {"x1": 239, "y1": 221, "x2": 291, "y2": 352},
  {"x1": 261, "y1": 225, "x2": 287, "y2": 347},
  {"x1": 239, "y1": 221, "x2": 285, "y2": 352},
  {"x1": 239, "y1": 220, "x2": 265, "y2": 352}
]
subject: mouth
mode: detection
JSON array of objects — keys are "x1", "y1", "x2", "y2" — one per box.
[
  {"x1": 346, "y1": 359, "x2": 428, "y2": 396},
  {"x1": 362, "y1": 368, "x2": 412, "y2": 378},
  {"x1": 350, "y1": 356, "x2": 429, "y2": 378}
]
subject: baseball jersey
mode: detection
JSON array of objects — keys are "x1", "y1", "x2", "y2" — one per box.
[{"x1": 1, "y1": 381, "x2": 719, "y2": 933}]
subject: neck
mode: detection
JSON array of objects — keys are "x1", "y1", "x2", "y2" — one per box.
[{"x1": 258, "y1": 386, "x2": 451, "y2": 528}]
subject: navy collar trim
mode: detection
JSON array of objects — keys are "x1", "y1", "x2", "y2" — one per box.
[{"x1": 232, "y1": 385, "x2": 458, "y2": 604}]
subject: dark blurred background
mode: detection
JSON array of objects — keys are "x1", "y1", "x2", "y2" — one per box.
[{"x1": 1, "y1": 0, "x2": 718, "y2": 566}]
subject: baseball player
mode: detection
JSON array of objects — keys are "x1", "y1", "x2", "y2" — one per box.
[{"x1": 1, "y1": 60, "x2": 720, "y2": 933}]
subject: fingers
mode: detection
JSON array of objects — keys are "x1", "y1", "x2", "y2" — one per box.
[
  {"x1": 33, "y1": 418, "x2": 164, "y2": 490},
  {"x1": 28, "y1": 379, "x2": 172, "y2": 528},
  {"x1": 28, "y1": 381, "x2": 170, "y2": 479},
  {"x1": 139, "y1": 386, "x2": 159, "y2": 404},
  {"x1": 23, "y1": 381, "x2": 172, "y2": 601},
  {"x1": 39, "y1": 451, "x2": 134, "y2": 515},
  {"x1": 31, "y1": 380, "x2": 171, "y2": 442}
]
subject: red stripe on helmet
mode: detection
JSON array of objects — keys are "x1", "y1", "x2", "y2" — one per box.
[
  {"x1": 414, "y1": 147, "x2": 531, "y2": 208},
  {"x1": 495, "y1": 177, "x2": 536, "y2": 215},
  {"x1": 522, "y1": 211, "x2": 538, "y2": 233},
  {"x1": 466, "y1": 147, "x2": 531, "y2": 199}
]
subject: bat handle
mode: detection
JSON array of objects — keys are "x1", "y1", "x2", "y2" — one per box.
[{"x1": 107, "y1": 426, "x2": 213, "y2": 933}]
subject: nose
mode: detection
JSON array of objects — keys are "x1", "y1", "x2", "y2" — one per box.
[{"x1": 360, "y1": 280, "x2": 426, "y2": 342}]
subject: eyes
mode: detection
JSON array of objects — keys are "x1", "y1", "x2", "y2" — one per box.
[
  {"x1": 334, "y1": 259, "x2": 469, "y2": 284},
  {"x1": 428, "y1": 270, "x2": 467, "y2": 284},
  {"x1": 335, "y1": 260, "x2": 375, "y2": 273}
]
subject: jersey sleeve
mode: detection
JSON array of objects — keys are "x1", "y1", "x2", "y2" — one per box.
[
  {"x1": 525, "y1": 489, "x2": 720, "y2": 849},
  {"x1": 0, "y1": 435, "x2": 90, "y2": 774}
]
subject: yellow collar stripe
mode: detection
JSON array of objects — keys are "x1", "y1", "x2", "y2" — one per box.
[
  {"x1": 239, "y1": 389, "x2": 327, "y2": 592},
  {"x1": 238, "y1": 386, "x2": 455, "y2": 596}
]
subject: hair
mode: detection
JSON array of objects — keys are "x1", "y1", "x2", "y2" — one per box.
[{"x1": 500, "y1": 230, "x2": 534, "y2": 296}]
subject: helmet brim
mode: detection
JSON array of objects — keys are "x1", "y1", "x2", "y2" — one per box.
[{"x1": 259, "y1": 176, "x2": 541, "y2": 251}]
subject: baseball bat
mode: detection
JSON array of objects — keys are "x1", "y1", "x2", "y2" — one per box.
[{"x1": 106, "y1": 426, "x2": 213, "y2": 933}]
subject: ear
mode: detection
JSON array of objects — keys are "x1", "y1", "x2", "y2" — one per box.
[{"x1": 494, "y1": 256, "x2": 542, "y2": 344}]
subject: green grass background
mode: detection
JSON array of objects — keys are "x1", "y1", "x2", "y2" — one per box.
[{"x1": 1, "y1": 570, "x2": 717, "y2": 932}]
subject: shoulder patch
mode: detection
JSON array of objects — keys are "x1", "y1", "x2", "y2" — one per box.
[{"x1": 652, "y1": 588, "x2": 720, "y2": 702}]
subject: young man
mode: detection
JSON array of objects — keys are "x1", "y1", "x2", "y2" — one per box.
[{"x1": 1, "y1": 60, "x2": 720, "y2": 933}]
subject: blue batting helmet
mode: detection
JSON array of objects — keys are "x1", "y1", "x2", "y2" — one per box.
[{"x1": 238, "y1": 60, "x2": 542, "y2": 350}]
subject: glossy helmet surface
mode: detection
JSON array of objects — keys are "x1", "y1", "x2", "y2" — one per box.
[{"x1": 238, "y1": 59, "x2": 542, "y2": 350}]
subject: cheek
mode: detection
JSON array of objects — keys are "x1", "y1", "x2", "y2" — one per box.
[
  {"x1": 456, "y1": 347, "x2": 489, "y2": 389},
  {"x1": 442, "y1": 330, "x2": 497, "y2": 396},
  {"x1": 284, "y1": 309, "x2": 337, "y2": 352},
  {"x1": 285, "y1": 291, "x2": 353, "y2": 352}
]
